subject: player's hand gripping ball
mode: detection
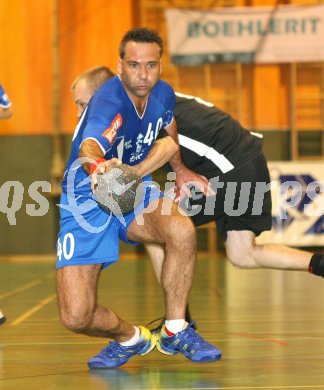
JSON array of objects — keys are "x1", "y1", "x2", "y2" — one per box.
[{"x1": 93, "y1": 164, "x2": 144, "y2": 215}]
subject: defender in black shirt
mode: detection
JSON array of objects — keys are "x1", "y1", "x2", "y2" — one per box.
[
  {"x1": 148, "y1": 92, "x2": 324, "y2": 331},
  {"x1": 172, "y1": 92, "x2": 271, "y2": 238}
]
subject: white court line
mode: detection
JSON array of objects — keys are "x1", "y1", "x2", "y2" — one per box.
[
  {"x1": 0, "y1": 272, "x2": 54, "y2": 300},
  {"x1": 11, "y1": 294, "x2": 56, "y2": 326},
  {"x1": 0, "y1": 281, "x2": 41, "y2": 300}
]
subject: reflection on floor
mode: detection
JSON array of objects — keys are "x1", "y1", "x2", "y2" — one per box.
[{"x1": 1, "y1": 255, "x2": 324, "y2": 389}]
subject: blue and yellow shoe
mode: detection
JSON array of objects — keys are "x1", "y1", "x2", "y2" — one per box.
[
  {"x1": 88, "y1": 326, "x2": 156, "y2": 369},
  {"x1": 156, "y1": 322, "x2": 222, "y2": 363}
]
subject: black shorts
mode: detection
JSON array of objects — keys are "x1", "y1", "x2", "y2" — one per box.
[{"x1": 182, "y1": 153, "x2": 272, "y2": 240}]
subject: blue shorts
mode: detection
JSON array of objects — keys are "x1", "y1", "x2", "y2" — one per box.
[{"x1": 56, "y1": 181, "x2": 163, "y2": 269}]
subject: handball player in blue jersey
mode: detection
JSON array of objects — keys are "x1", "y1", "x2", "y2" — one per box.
[
  {"x1": 56, "y1": 28, "x2": 221, "y2": 368},
  {"x1": 71, "y1": 62, "x2": 324, "y2": 344}
]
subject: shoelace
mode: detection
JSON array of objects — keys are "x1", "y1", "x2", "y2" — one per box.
[
  {"x1": 176, "y1": 323, "x2": 210, "y2": 350},
  {"x1": 99, "y1": 341, "x2": 131, "y2": 357}
]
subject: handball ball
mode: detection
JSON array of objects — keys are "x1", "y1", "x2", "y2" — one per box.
[{"x1": 94, "y1": 164, "x2": 144, "y2": 215}]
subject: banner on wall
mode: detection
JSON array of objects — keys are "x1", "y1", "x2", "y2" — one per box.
[
  {"x1": 165, "y1": 5, "x2": 324, "y2": 65},
  {"x1": 256, "y1": 162, "x2": 324, "y2": 247}
]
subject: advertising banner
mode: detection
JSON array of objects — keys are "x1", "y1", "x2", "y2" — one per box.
[
  {"x1": 165, "y1": 5, "x2": 324, "y2": 64},
  {"x1": 257, "y1": 161, "x2": 324, "y2": 246}
]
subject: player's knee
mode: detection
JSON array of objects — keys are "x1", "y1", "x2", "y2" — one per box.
[
  {"x1": 225, "y1": 245, "x2": 256, "y2": 269},
  {"x1": 225, "y1": 231, "x2": 258, "y2": 268},
  {"x1": 59, "y1": 305, "x2": 94, "y2": 333},
  {"x1": 167, "y1": 216, "x2": 196, "y2": 248},
  {"x1": 180, "y1": 218, "x2": 196, "y2": 241}
]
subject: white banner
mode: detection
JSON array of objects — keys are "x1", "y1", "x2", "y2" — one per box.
[
  {"x1": 256, "y1": 161, "x2": 324, "y2": 247},
  {"x1": 165, "y1": 5, "x2": 324, "y2": 64}
]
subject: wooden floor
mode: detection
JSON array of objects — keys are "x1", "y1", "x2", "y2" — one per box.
[{"x1": 1, "y1": 254, "x2": 324, "y2": 389}]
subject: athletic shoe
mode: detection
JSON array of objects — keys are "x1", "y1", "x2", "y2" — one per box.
[
  {"x1": 149, "y1": 305, "x2": 196, "y2": 335},
  {"x1": 88, "y1": 326, "x2": 156, "y2": 369},
  {"x1": 156, "y1": 322, "x2": 222, "y2": 363},
  {"x1": 0, "y1": 310, "x2": 6, "y2": 326}
]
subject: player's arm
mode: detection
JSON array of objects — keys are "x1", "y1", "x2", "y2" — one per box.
[
  {"x1": 79, "y1": 139, "x2": 121, "y2": 191},
  {"x1": 79, "y1": 139, "x2": 105, "y2": 174},
  {"x1": 165, "y1": 118, "x2": 214, "y2": 197},
  {"x1": 132, "y1": 135, "x2": 178, "y2": 178},
  {"x1": 163, "y1": 118, "x2": 183, "y2": 173},
  {"x1": 79, "y1": 96, "x2": 123, "y2": 177},
  {"x1": 0, "y1": 106, "x2": 12, "y2": 120},
  {"x1": 79, "y1": 138, "x2": 121, "y2": 174}
]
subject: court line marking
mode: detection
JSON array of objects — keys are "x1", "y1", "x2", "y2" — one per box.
[
  {"x1": 0, "y1": 281, "x2": 41, "y2": 300},
  {"x1": 10, "y1": 294, "x2": 56, "y2": 326},
  {"x1": 0, "y1": 272, "x2": 54, "y2": 300},
  {"x1": 229, "y1": 332, "x2": 289, "y2": 346}
]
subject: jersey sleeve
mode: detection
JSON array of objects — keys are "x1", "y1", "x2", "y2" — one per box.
[
  {"x1": 0, "y1": 84, "x2": 12, "y2": 108},
  {"x1": 81, "y1": 95, "x2": 122, "y2": 154},
  {"x1": 152, "y1": 80, "x2": 176, "y2": 129},
  {"x1": 161, "y1": 82, "x2": 176, "y2": 128}
]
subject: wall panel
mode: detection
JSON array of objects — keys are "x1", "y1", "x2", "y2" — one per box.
[
  {"x1": 59, "y1": 0, "x2": 134, "y2": 132},
  {"x1": 0, "y1": 0, "x2": 133, "y2": 135},
  {"x1": 0, "y1": 0, "x2": 52, "y2": 135},
  {"x1": 253, "y1": 65, "x2": 289, "y2": 130}
]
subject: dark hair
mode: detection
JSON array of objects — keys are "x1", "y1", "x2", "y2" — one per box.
[{"x1": 119, "y1": 27, "x2": 163, "y2": 58}]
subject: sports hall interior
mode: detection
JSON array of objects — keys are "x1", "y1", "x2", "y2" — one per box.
[{"x1": 1, "y1": 1, "x2": 324, "y2": 389}]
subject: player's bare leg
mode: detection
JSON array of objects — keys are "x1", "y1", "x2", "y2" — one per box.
[
  {"x1": 225, "y1": 230, "x2": 318, "y2": 272},
  {"x1": 57, "y1": 264, "x2": 156, "y2": 369},
  {"x1": 128, "y1": 198, "x2": 196, "y2": 320},
  {"x1": 145, "y1": 243, "x2": 164, "y2": 282},
  {"x1": 128, "y1": 197, "x2": 221, "y2": 362},
  {"x1": 56, "y1": 264, "x2": 135, "y2": 341},
  {"x1": 145, "y1": 243, "x2": 195, "y2": 333}
]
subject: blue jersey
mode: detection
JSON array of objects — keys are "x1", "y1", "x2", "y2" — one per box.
[
  {"x1": 62, "y1": 76, "x2": 175, "y2": 196},
  {"x1": 57, "y1": 76, "x2": 173, "y2": 268},
  {"x1": 0, "y1": 84, "x2": 11, "y2": 108}
]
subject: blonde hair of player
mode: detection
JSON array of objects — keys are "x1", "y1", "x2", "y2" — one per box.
[{"x1": 71, "y1": 66, "x2": 115, "y2": 119}]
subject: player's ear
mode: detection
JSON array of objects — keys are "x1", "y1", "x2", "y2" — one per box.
[
  {"x1": 159, "y1": 60, "x2": 163, "y2": 75},
  {"x1": 117, "y1": 57, "x2": 123, "y2": 74}
]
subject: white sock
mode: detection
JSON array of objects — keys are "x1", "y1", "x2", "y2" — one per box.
[
  {"x1": 119, "y1": 326, "x2": 140, "y2": 346},
  {"x1": 165, "y1": 319, "x2": 186, "y2": 335}
]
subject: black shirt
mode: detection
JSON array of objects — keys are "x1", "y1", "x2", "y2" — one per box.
[{"x1": 174, "y1": 92, "x2": 263, "y2": 178}]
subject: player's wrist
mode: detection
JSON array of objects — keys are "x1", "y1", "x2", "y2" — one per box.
[
  {"x1": 173, "y1": 164, "x2": 188, "y2": 176},
  {"x1": 90, "y1": 158, "x2": 106, "y2": 174}
]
